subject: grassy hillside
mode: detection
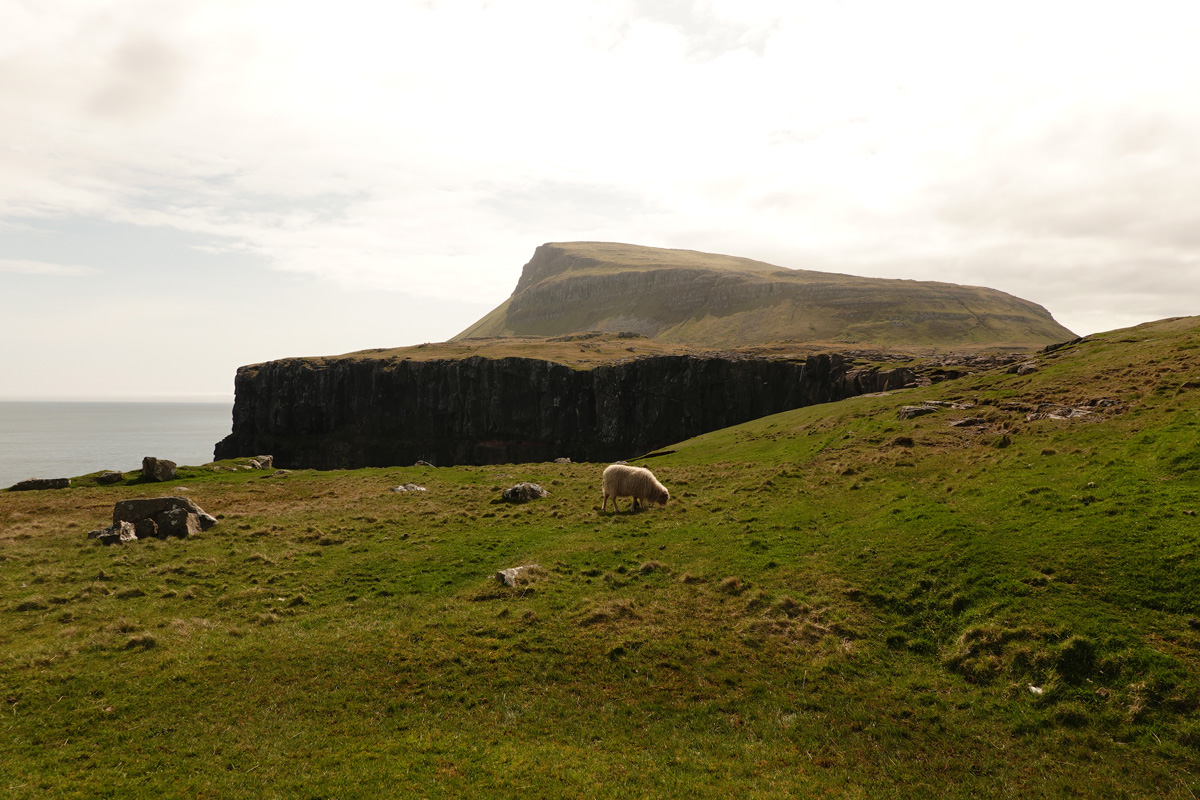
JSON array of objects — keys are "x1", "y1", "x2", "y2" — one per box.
[
  {"x1": 3, "y1": 317, "x2": 1200, "y2": 797},
  {"x1": 455, "y1": 242, "x2": 1077, "y2": 349}
]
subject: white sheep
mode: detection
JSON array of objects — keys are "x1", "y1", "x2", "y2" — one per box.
[{"x1": 601, "y1": 464, "x2": 669, "y2": 512}]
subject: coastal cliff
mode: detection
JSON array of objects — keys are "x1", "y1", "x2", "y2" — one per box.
[{"x1": 214, "y1": 352, "x2": 915, "y2": 469}]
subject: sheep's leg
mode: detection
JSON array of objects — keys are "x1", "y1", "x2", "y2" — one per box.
[{"x1": 602, "y1": 493, "x2": 609, "y2": 512}]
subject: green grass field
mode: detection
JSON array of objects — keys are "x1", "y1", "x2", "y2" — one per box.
[{"x1": 3, "y1": 317, "x2": 1200, "y2": 798}]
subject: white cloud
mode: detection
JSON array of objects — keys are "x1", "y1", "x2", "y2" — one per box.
[
  {"x1": 0, "y1": 258, "x2": 98, "y2": 276},
  {"x1": 1, "y1": 0, "x2": 1199, "y2": 356}
]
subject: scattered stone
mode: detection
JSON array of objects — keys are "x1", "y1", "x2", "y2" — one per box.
[
  {"x1": 161, "y1": 507, "x2": 202, "y2": 537},
  {"x1": 263, "y1": 470, "x2": 292, "y2": 478},
  {"x1": 1008, "y1": 361, "x2": 1039, "y2": 376},
  {"x1": 87, "y1": 520, "x2": 138, "y2": 545},
  {"x1": 247, "y1": 455, "x2": 274, "y2": 470},
  {"x1": 1185, "y1": 510, "x2": 1196, "y2": 517},
  {"x1": 1026, "y1": 405, "x2": 1094, "y2": 422},
  {"x1": 141, "y1": 457, "x2": 177, "y2": 482},
  {"x1": 554, "y1": 457, "x2": 572, "y2": 464},
  {"x1": 950, "y1": 417, "x2": 987, "y2": 427},
  {"x1": 496, "y1": 564, "x2": 542, "y2": 587},
  {"x1": 502, "y1": 482, "x2": 550, "y2": 503},
  {"x1": 86, "y1": 496, "x2": 219, "y2": 543},
  {"x1": 414, "y1": 460, "x2": 435, "y2": 467},
  {"x1": 96, "y1": 471, "x2": 124, "y2": 485},
  {"x1": 897, "y1": 405, "x2": 939, "y2": 420},
  {"x1": 391, "y1": 483, "x2": 428, "y2": 493},
  {"x1": 10, "y1": 477, "x2": 71, "y2": 491}
]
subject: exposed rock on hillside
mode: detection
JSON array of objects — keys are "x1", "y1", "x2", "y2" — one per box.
[
  {"x1": 455, "y1": 242, "x2": 1076, "y2": 349},
  {"x1": 87, "y1": 496, "x2": 218, "y2": 544},
  {"x1": 9, "y1": 477, "x2": 71, "y2": 491},
  {"x1": 214, "y1": 352, "x2": 915, "y2": 469}
]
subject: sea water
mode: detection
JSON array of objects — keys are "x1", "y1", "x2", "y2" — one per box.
[{"x1": 0, "y1": 401, "x2": 233, "y2": 489}]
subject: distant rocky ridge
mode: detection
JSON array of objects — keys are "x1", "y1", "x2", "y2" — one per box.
[{"x1": 455, "y1": 242, "x2": 1076, "y2": 349}]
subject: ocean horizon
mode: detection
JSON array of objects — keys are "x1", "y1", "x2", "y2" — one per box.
[{"x1": 0, "y1": 400, "x2": 233, "y2": 489}]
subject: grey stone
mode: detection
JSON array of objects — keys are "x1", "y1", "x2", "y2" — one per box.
[
  {"x1": 154, "y1": 507, "x2": 200, "y2": 538},
  {"x1": 10, "y1": 477, "x2": 71, "y2": 491},
  {"x1": 897, "y1": 405, "x2": 938, "y2": 420},
  {"x1": 96, "y1": 471, "x2": 124, "y2": 484},
  {"x1": 106, "y1": 495, "x2": 217, "y2": 540},
  {"x1": 502, "y1": 482, "x2": 549, "y2": 503},
  {"x1": 391, "y1": 483, "x2": 427, "y2": 493},
  {"x1": 88, "y1": 520, "x2": 138, "y2": 546},
  {"x1": 134, "y1": 518, "x2": 158, "y2": 539},
  {"x1": 1008, "y1": 361, "x2": 1039, "y2": 376},
  {"x1": 114, "y1": 496, "x2": 206, "y2": 525},
  {"x1": 141, "y1": 457, "x2": 177, "y2": 482}
]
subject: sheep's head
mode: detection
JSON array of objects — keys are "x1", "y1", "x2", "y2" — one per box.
[{"x1": 656, "y1": 488, "x2": 670, "y2": 505}]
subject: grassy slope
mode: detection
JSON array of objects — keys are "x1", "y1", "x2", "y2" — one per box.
[
  {"x1": 3, "y1": 318, "x2": 1200, "y2": 798},
  {"x1": 457, "y1": 242, "x2": 1077, "y2": 349}
]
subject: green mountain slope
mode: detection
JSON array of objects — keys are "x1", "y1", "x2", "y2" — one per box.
[
  {"x1": 456, "y1": 242, "x2": 1077, "y2": 349},
  {"x1": 3, "y1": 317, "x2": 1199, "y2": 797}
]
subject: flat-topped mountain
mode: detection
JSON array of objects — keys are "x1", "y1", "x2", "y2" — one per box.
[{"x1": 455, "y1": 242, "x2": 1076, "y2": 349}]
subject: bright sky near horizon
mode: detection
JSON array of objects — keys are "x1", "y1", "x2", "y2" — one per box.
[{"x1": 2, "y1": 0, "x2": 1198, "y2": 400}]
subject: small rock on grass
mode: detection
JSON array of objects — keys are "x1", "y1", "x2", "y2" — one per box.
[
  {"x1": 502, "y1": 483, "x2": 549, "y2": 503},
  {"x1": 391, "y1": 483, "x2": 427, "y2": 493},
  {"x1": 141, "y1": 457, "x2": 177, "y2": 482},
  {"x1": 897, "y1": 405, "x2": 938, "y2": 420}
]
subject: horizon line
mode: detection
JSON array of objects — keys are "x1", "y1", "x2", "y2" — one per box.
[{"x1": 0, "y1": 394, "x2": 234, "y2": 404}]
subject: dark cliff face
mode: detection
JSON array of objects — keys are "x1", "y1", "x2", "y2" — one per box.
[{"x1": 214, "y1": 354, "x2": 915, "y2": 469}]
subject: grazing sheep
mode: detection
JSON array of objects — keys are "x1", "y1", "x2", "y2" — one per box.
[{"x1": 601, "y1": 464, "x2": 669, "y2": 512}]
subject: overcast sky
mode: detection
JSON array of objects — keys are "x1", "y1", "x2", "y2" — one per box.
[{"x1": 2, "y1": 0, "x2": 1198, "y2": 400}]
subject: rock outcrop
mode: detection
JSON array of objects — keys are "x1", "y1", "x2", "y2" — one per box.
[
  {"x1": 88, "y1": 496, "x2": 218, "y2": 544},
  {"x1": 214, "y1": 352, "x2": 915, "y2": 469},
  {"x1": 502, "y1": 482, "x2": 550, "y2": 503},
  {"x1": 141, "y1": 457, "x2": 177, "y2": 482},
  {"x1": 9, "y1": 477, "x2": 71, "y2": 491}
]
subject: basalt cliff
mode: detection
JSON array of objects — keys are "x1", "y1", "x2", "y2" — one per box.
[
  {"x1": 215, "y1": 242, "x2": 1074, "y2": 469},
  {"x1": 214, "y1": 350, "x2": 916, "y2": 469}
]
